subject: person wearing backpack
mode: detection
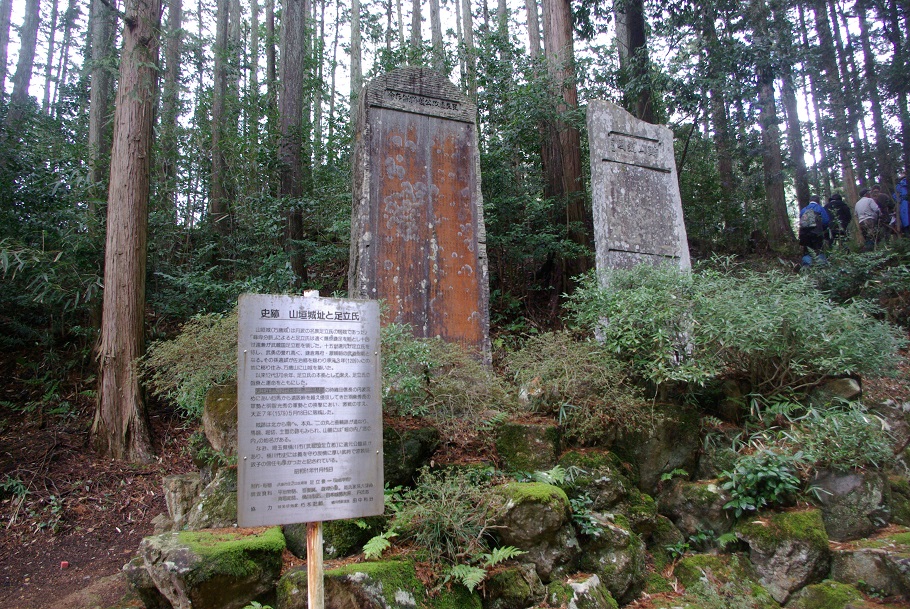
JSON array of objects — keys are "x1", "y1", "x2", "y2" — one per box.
[
  {"x1": 824, "y1": 192, "x2": 852, "y2": 247},
  {"x1": 799, "y1": 195, "x2": 830, "y2": 265},
  {"x1": 895, "y1": 176, "x2": 909, "y2": 236},
  {"x1": 856, "y1": 187, "x2": 881, "y2": 250}
]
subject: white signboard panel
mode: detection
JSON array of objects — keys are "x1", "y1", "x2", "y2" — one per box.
[{"x1": 237, "y1": 294, "x2": 383, "y2": 527}]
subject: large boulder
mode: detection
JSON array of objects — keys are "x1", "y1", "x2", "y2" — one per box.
[
  {"x1": 383, "y1": 425, "x2": 440, "y2": 488},
  {"x1": 276, "y1": 559, "x2": 481, "y2": 609},
  {"x1": 558, "y1": 450, "x2": 632, "y2": 511},
  {"x1": 830, "y1": 528, "x2": 910, "y2": 598},
  {"x1": 128, "y1": 527, "x2": 285, "y2": 609},
  {"x1": 611, "y1": 404, "x2": 700, "y2": 494},
  {"x1": 785, "y1": 580, "x2": 875, "y2": 609},
  {"x1": 482, "y1": 564, "x2": 546, "y2": 609},
  {"x1": 284, "y1": 517, "x2": 384, "y2": 560},
  {"x1": 185, "y1": 467, "x2": 238, "y2": 530},
  {"x1": 810, "y1": 377, "x2": 862, "y2": 404},
  {"x1": 657, "y1": 479, "x2": 734, "y2": 538},
  {"x1": 890, "y1": 476, "x2": 910, "y2": 527},
  {"x1": 495, "y1": 422, "x2": 560, "y2": 473},
  {"x1": 153, "y1": 473, "x2": 204, "y2": 533},
  {"x1": 203, "y1": 384, "x2": 238, "y2": 456},
  {"x1": 490, "y1": 482, "x2": 578, "y2": 582},
  {"x1": 671, "y1": 553, "x2": 778, "y2": 609},
  {"x1": 812, "y1": 469, "x2": 890, "y2": 541},
  {"x1": 575, "y1": 515, "x2": 647, "y2": 604},
  {"x1": 735, "y1": 509, "x2": 830, "y2": 604}
]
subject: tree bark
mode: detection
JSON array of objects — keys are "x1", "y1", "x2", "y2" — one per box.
[
  {"x1": 280, "y1": 0, "x2": 308, "y2": 284},
  {"x1": 210, "y1": 0, "x2": 231, "y2": 232},
  {"x1": 525, "y1": 0, "x2": 541, "y2": 57},
  {"x1": 798, "y1": 0, "x2": 831, "y2": 196},
  {"x1": 541, "y1": 0, "x2": 591, "y2": 283},
  {"x1": 0, "y1": 0, "x2": 12, "y2": 99},
  {"x1": 87, "y1": 0, "x2": 116, "y2": 189},
  {"x1": 42, "y1": 0, "x2": 59, "y2": 112},
  {"x1": 7, "y1": 0, "x2": 41, "y2": 127},
  {"x1": 249, "y1": 0, "x2": 260, "y2": 192},
  {"x1": 160, "y1": 0, "x2": 182, "y2": 214},
  {"x1": 858, "y1": 0, "x2": 895, "y2": 188},
  {"x1": 52, "y1": 0, "x2": 77, "y2": 112},
  {"x1": 92, "y1": 0, "x2": 161, "y2": 463},
  {"x1": 410, "y1": 0, "x2": 421, "y2": 50},
  {"x1": 700, "y1": 8, "x2": 734, "y2": 202},
  {"x1": 351, "y1": 0, "x2": 362, "y2": 96},
  {"x1": 430, "y1": 0, "x2": 444, "y2": 71},
  {"x1": 462, "y1": 0, "x2": 476, "y2": 97},
  {"x1": 613, "y1": 0, "x2": 654, "y2": 123},
  {"x1": 829, "y1": 0, "x2": 868, "y2": 186}
]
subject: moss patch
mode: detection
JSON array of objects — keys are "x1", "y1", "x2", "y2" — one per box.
[
  {"x1": 889, "y1": 476, "x2": 910, "y2": 527},
  {"x1": 177, "y1": 527, "x2": 285, "y2": 584},
  {"x1": 495, "y1": 481, "x2": 569, "y2": 510},
  {"x1": 673, "y1": 553, "x2": 757, "y2": 589},
  {"x1": 786, "y1": 580, "x2": 861, "y2": 609},
  {"x1": 735, "y1": 509, "x2": 828, "y2": 553}
]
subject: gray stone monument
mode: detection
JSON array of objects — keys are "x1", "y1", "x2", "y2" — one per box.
[
  {"x1": 349, "y1": 67, "x2": 491, "y2": 357},
  {"x1": 586, "y1": 100, "x2": 691, "y2": 271}
]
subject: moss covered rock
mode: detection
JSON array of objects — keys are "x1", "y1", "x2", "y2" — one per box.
[
  {"x1": 482, "y1": 564, "x2": 545, "y2": 609},
  {"x1": 276, "y1": 558, "x2": 481, "y2": 609},
  {"x1": 185, "y1": 467, "x2": 238, "y2": 530},
  {"x1": 657, "y1": 479, "x2": 733, "y2": 538},
  {"x1": 284, "y1": 516, "x2": 385, "y2": 560},
  {"x1": 831, "y1": 528, "x2": 910, "y2": 598},
  {"x1": 575, "y1": 516, "x2": 646, "y2": 604},
  {"x1": 491, "y1": 482, "x2": 578, "y2": 582},
  {"x1": 383, "y1": 425, "x2": 440, "y2": 488},
  {"x1": 203, "y1": 383, "x2": 237, "y2": 456},
  {"x1": 889, "y1": 476, "x2": 910, "y2": 527},
  {"x1": 785, "y1": 580, "x2": 863, "y2": 609},
  {"x1": 611, "y1": 403, "x2": 700, "y2": 494},
  {"x1": 672, "y1": 553, "x2": 777, "y2": 608},
  {"x1": 735, "y1": 509, "x2": 830, "y2": 604},
  {"x1": 544, "y1": 575, "x2": 618, "y2": 609},
  {"x1": 812, "y1": 469, "x2": 890, "y2": 541},
  {"x1": 132, "y1": 527, "x2": 285, "y2": 609},
  {"x1": 495, "y1": 422, "x2": 560, "y2": 473},
  {"x1": 558, "y1": 450, "x2": 632, "y2": 511}
]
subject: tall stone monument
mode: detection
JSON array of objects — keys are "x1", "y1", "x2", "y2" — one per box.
[
  {"x1": 587, "y1": 100, "x2": 691, "y2": 271},
  {"x1": 349, "y1": 67, "x2": 491, "y2": 356}
]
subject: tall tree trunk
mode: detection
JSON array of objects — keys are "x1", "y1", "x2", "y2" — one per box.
[
  {"x1": 42, "y1": 0, "x2": 59, "y2": 112},
  {"x1": 525, "y1": 0, "x2": 541, "y2": 57},
  {"x1": 210, "y1": 0, "x2": 230, "y2": 232},
  {"x1": 351, "y1": 0, "x2": 362, "y2": 95},
  {"x1": 280, "y1": 0, "x2": 308, "y2": 284},
  {"x1": 813, "y1": 0, "x2": 861, "y2": 241},
  {"x1": 313, "y1": 0, "x2": 325, "y2": 162},
  {"x1": 266, "y1": 0, "x2": 277, "y2": 139},
  {"x1": 750, "y1": 0, "x2": 794, "y2": 246},
  {"x1": 462, "y1": 0, "x2": 476, "y2": 97},
  {"x1": 410, "y1": 0, "x2": 421, "y2": 50},
  {"x1": 87, "y1": 0, "x2": 116, "y2": 189},
  {"x1": 884, "y1": 0, "x2": 910, "y2": 181},
  {"x1": 328, "y1": 0, "x2": 340, "y2": 159},
  {"x1": 829, "y1": 0, "x2": 868, "y2": 186},
  {"x1": 249, "y1": 0, "x2": 260, "y2": 192},
  {"x1": 92, "y1": 0, "x2": 161, "y2": 463},
  {"x1": 700, "y1": 8, "x2": 734, "y2": 202},
  {"x1": 858, "y1": 0, "x2": 895, "y2": 187},
  {"x1": 798, "y1": 1, "x2": 831, "y2": 196},
  {"x1": 7, "y1": 0, "x2": 41, "y2": 127},
  {"x1": 52, "y1": 0, "x2": 77, "y2": 113},
  {"x1": 160, "y1": 0, "x2": 182, "y2": 214},
  {"x1": 430, "y1": 0, "x2": 444, "y2": 71},
  {"x1": 541, "y1": 0, "x2": 590, "y2": 285},
  {"x1": 613, "y1": 0, "x2": 654, "y2": 123},
  {"x1": 0, "y1": 0, "x2": 12, "y2": 99},
  {"x1": 497, "y1": 0, "x2": 507, "y2": 35},
  {"x1": 780, "y1": 69, "x2": 811, "y2": 209}
]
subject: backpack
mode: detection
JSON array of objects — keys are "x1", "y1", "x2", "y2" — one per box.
[{"x1": 800, "y1": 207, "x2": 821, "y2": 230}]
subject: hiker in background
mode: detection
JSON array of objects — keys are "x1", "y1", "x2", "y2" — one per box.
[
  {"x1": 856, "y1": 187, "x2": 881, "y2": 251},
  {"x1": 895, "y1": 176, "x2": 910, "y2": 236},
  {"x1": 799, "y1": 195, "x2": 830, "y2": 265},
  {"x1": 871, "y1": 185, "x2": 897, "y2": 241},
  {"x1": 824, "y1": 192, "x2": 852, "y2": 247}
]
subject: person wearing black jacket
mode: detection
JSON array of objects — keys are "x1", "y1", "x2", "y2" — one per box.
[{"x1": 824, "y1": 193, "x2": 852, "y2": 247}]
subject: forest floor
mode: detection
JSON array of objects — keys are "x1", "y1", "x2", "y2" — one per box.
[{"x1": 1, "y1": 344, "x2": 910, "y2": 609}]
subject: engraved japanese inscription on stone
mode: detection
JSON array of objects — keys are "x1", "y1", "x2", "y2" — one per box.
[
  {"x1": 350, "y1": 67, "x2": 491, "y2": 358},
  {"x1": 236, "y1": 293, "x2": 383, "y2": 527},
  {"x1": 587, "y1": 100, "x2": 691, "y2": 270}
]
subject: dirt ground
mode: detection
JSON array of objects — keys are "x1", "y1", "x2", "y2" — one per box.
[{"x1": 1, "y1": 348, "x2": 909, "y2": 609}]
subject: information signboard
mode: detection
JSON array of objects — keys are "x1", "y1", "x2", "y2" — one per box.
[{"x1": 236, "y1": 294, "x2": 383, "y2": 527}]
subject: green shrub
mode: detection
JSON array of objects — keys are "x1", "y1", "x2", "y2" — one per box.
[
  {"x1": 141, "y1": 310, "x2": 238, "y2": 418},
  {"x1": 797, "y1": 402, "x2": 894, "y2": 470},
  {"x1": 567, "y1": 261, "x2": 906, "y2": 396},
  {"x1": 503, "y1": 331, "x2": 654, "y2": 444},
  {"x1": 381, "y1": 324, "x2": 514, "y2": 434},
  {"x1": 721, "y1": 448, "x2": 804, "y2": 517}
]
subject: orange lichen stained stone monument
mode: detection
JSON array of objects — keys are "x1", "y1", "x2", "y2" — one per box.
[{"x1": 349, "y1": 67, "x2": 491, "y2": 358}]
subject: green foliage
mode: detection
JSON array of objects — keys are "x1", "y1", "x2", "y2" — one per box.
[
  {"x1": 141, "y1": 311, "x2": 238, "y2": 418},
  {"x1": 381, "y1": 324, "x2": 513, "y2": 434},
  {"x1": 797, "y1": 402, "x2": 894, "y2": 470},
  {"x1": 504, "y1": 331, "x2": 653, "y2": 444},
  {"x1": 444, "y1": 564, "x2": 487, "y2": 592},
  {"x1": 568, "y1": 260, "x2": 907, "y2": 395},
  {"x1": 362, "y1": 530, "x2": 398, "y2": 560},
  {"x1": 721, "y1": 449, "x2": 804, "y2": 517},
  {"x1": 0, "y1": 475, "x2": 28, "y2": 499}
]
